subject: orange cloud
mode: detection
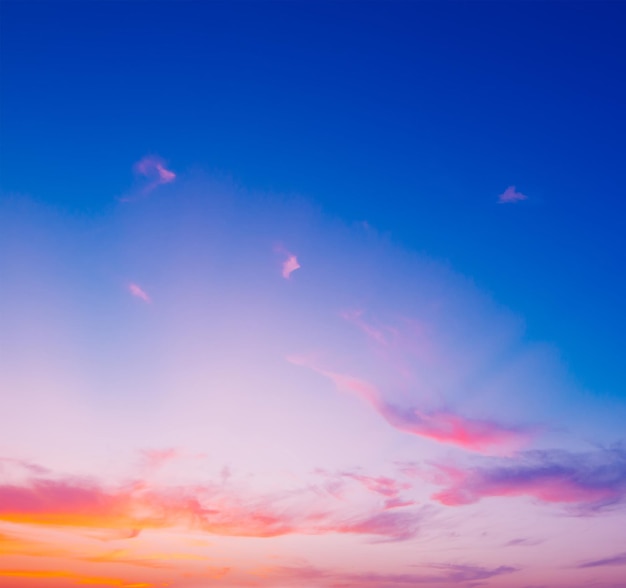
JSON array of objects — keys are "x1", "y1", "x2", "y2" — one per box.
[{"x1": 0, "y1": 570, "x2": 154, "y2": 587}]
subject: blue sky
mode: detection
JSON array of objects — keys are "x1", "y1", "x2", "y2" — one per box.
[{"x1": 2, "y1": 3, "x2": 625, "y2": 410}]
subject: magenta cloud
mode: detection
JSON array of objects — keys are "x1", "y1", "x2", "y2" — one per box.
[
  {"x1": 289, "y1": 358, "x2": 531, "y2": 453},
  {"x1": 498, "y1": 185, "x2": 528, "y2": 204},
  {"x1": 429, "y1": 446, "x2": 626, "y2": 510}
]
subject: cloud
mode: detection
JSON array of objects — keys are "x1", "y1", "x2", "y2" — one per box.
[
  {"x1": 340, "y1": 309, "x2": 391, "y2": 346},
  {"x1": 128, "y1": 283, "x2": 151, "y2": 303},
  {"x1": 282, "y1": 253, "x2": 301, "y2": 279},
  {"x1": 335, "y1": 510, "x2": 423, "y2": 542},
  {"x1": 504, "y1": 537, "x2": 544, "y2": 547},
  {"x1": 316, "y1": 470, "x2": 415, "y2": 510},
  {"x1": 267, "y1": 562, "x2": 518, "y2": 586},
  {"x1": 118, "y1": 156, "x2": 176, "y2": 201},
  {"x1": 139, "y1": 448, "x2": 180, "y2": 471},
  {"x1": 429, "y1": 446, "x2": 626, "y2": 511},
  {"x1": 340, "y1": 472, "x2": 411, "y2": 498},
  {"x1": 289, "y1": 358, "x2": 531, "y2": 453},
  {"x1": 134, "y1": 155, "x2": 176, "y2": 190},
  {"x1": 0, "y1": 461, "x2": 427, "y2": 543},
  {"x1": 273, "y1": 243, "x2": 301, "y2": 279},
  {"x1": 577, "y1": 552, "x2": 626, "y2": 568},
  {"x1": 0, "y1": 457, "x2": 49, "y2": 476},
  {"x1": 498, "y1": 185, "x2": 528, "y2": 204}
]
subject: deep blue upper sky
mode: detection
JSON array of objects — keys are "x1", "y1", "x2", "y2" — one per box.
[{"x1": 1, "y1": 1, "x2": 625, "y2": 397}]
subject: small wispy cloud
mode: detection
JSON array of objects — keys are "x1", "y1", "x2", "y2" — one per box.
[
  {"x1": 577, "y1": 552, "x2": 626, "y2": 568},
  {"x1": 120, "y1": 156, "x2": 176, "y2": 202},
  {"x1": 134, "y1": 155, "x2": 176, "y2": 191},
  {"x1": 128, "y1": 283, "x2": 151, "y2": 303},
  {"x1": 316, "y1": 469, "x2": 415, "y2": 510},
  {"x1": 274, "y1": 244, "x2": 301, "y2": 279},
  {"x1": 498, "y1": 185, "x2": 528, "y2": 204},
  {"x1": 504, "y1": 537, "x2": 544, "y2": 547},
  {"x1": 139, "y1": 448, "x2": 180, "y2": 471},
  {"x1": 282, "y1": 254, "x2": 301, "y2": 279}
]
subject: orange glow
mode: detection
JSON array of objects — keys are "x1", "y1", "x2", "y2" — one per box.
[{"x1": 0, "y1": 570, "x2": 156, "y2": 587}]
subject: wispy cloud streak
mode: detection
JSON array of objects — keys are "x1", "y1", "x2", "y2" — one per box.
[
  {"x1": 289, "y1": 357, "x2": 531, "y2": 453},
  {"x1": 128, "y1": 283, "x2": 151, "y2": 303},
  {"x1": 577, "y1": 552, "x2": 626, "y2": 568},
  {"x1": 266, "y1": 562, "x2": 518, "y2": 586}
]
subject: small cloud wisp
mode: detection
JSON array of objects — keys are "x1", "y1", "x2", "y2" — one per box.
[{"x1": 498, "y1": 185, "x2": 528, "y2": 204}]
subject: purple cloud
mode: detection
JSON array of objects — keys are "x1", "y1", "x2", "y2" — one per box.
[
  {"x1": 429, "y1": 446, "x2": 626, "y2": 511},
  {"x1": 268, "y1": 562, "x2": 518, "y2": 586},
  {"x1": 498, "y1": 185, "x2": 528, "y2": 204},
  {"x1": 577, "y1": 552, "x2": 626, "y2": 568},
  {"x1": 289, "y1": 359, "x2": 532, "y2": 453}
]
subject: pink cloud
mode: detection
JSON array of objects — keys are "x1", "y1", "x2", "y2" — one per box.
[
  {"x1": 316, "y1": 470, "x2": 415, "y2": 510},
  {"x1": 0, "y1": 461, "x2": 427, "y2": 542},
  {"x1": 273, "y1": 243, "x2": 301, "y2": 279},
  {"x1": 340, "y1": 309, "x2": 390, "y2": 346},
  {"x1": 428, "y1": 447, "x2": 626, "y2": 510},
  {"x1": 334, "y1": 511, "x2": 423, "y2": 542},
  {"x1": 139, "y1": 448, "x2": 180, "y2": 471},
  {"x1": 498, "y1": 185, "x2": 528, "y2": 204},
  {"x1": 386, "y1": 408, "x2": 530, "y2": 454},
  {"x1": 128, "y1": 283, "x2": 151, "y2": 303},
  {"x1": 340, "y1": 472, "x2": 411, "y2": 499},
  {"x1": 282, "y1": 253, "x2": 301, "y2": 279},
  {"x1": 133, "y1": 155, "x2": 176, "y2": 191},
  {"x1": 289, "y1": 358, "x2": 531, "y2": 453}
]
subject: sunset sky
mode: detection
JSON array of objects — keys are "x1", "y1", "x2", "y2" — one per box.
[{"x1": 1, "y1": 2, "x2": 625, "y2": 587}]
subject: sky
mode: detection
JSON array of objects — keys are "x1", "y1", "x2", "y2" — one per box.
[{"x1": 1, "y1": 2, "x2": 626, "y2": 587}]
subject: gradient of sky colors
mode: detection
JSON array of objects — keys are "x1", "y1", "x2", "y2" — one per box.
[{"x1": 1, "y1": 2, "x2": 626, "y2": 588}]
